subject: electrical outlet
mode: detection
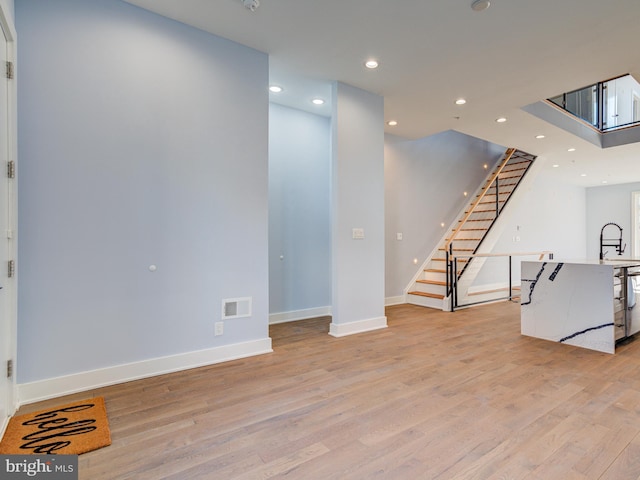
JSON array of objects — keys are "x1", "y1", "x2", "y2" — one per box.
[{"x1": 215, "y1": 322, "x2": 224, "y2": 336}]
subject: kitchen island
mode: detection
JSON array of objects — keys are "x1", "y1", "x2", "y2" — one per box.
[{"x1": 521, "y1": 259, "x2": 640, "y2": 353}]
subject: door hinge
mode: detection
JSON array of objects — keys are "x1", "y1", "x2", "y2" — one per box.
[
  {"x1": 7, "y1": 161, "x2": 15, "y2": 179},
  {"x1": 5, "y1": 61, "x2": 13, "y2": 80},
  {"x1": 8, "y1": 260, "x2": 14, "y2": 278},
  {"x1": 7, "y1": 359, "x2": 13, "y2": 379}
]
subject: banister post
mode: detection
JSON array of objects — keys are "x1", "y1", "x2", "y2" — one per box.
[
  {"x1": 508, "y1": 255, "x2": 512, "y2": 301},
  {"x1": 446, "y1": 248, "x2": 450, "y2": 296},
  {"x1": 495, "y1": 176, "x2": 500, "y2": 216},
  {"x1": 453, "y1": 257, "x2": 458, "y2": 312}
]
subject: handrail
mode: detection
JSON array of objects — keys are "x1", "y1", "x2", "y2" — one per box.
[
  {"x1": 444, "y1": 147, "x2": 516, "y2": 250},
  {"x1": 450, "y1": 250, "x2": 554, "y2": 260},
  {"x1": 547, "y1": 74, "x2": 640, "y2": 132},
  {"x1": 449, "y1": 250, "x2": 554, "y2": 311}
]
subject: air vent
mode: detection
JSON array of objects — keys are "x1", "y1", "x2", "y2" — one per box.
[{"x1": 222, "y1": 297, "x2": 252, "y2": 320}]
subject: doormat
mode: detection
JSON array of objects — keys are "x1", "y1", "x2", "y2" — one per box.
[{"x1": 0, "y1": 397, "x2": 111, "y2": 455}]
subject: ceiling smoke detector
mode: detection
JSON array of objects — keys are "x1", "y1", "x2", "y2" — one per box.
[
  {"x1": 471, "y1": 0, "x2": 490, "y2": 12},
  {"x1": 242, "y1": 0, "x2": 260, "y2": 12}
]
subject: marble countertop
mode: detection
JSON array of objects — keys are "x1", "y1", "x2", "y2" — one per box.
[{"x1": 525, "y1": 258, "x2": 640, "y2": 268}]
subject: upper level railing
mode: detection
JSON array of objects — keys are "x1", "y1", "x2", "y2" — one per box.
[{"x1": 548, "y1": 74, "x2": 640, "y2": 132}]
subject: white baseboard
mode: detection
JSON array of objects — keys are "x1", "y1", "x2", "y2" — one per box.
[
  {"x1": 17, "y1": 338, "x2": 273, "y2": 407},
  {"x1": 0, "y1": 416, "x2": 8, "y2": 440},
  {"x1": 385, "y1": 295, "x2": 405, "y2": 306},
  {"x1": 269, "y1": 306, "x2": 331, "y2": 324},
  {"x1": 329, "y1": 316, "x2": 387, "y2": 337}
]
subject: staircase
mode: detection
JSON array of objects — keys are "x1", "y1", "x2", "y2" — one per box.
[{"x1": 407, "y1": 147, "x2": 536, "y2": 310}]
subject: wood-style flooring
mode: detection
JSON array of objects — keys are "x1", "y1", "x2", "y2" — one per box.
[{"x1": 16, "y1": 301, "x2": 640, "y2": 479}]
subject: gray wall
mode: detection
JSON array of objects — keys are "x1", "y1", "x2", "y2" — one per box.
[
  {"x1": 16, "y1": 0, "x2": 269, "y2": 383},
  {"x1": 586, "y1": 182, "x2": 640, "y2": 259},
  {"x1": 331, "y1": 82, "x2": 385, "y2": 327},
  {"x1": 268, "y1": 104, "x2": 331, "y2": 314},
  {"x1": 492, "y1": 169, "x2": 587, "y2": 259},
  {"x1": 384, "y1": 130, "x2": 506, "y2": 298}
]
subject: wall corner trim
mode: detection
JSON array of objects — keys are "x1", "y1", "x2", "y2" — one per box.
[
  {"x1": 17, "y1": 338, "x2": 273, "y2": 407},
  {"x1": 328, "y1": 316, "x2": 387, "y2": 337}
]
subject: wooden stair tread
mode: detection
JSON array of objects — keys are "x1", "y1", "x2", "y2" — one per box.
[
  {"x1": 425, "y1": 268, "x2": 462, "y2": 274},
  {"x1": 502, "y1": 164, "x2": 529, "y2": 170},
  {"x1": 485, "y1": 183, "x2": 518, "y2": 189},
  {"x1": 416, "y1": 279, "x2": 446, "y2": 286},
  {"x1": 476, "y1": 192, "x2": 510, "y2": 197},
  {"x1": 466, "y1": 209, "x2": 499, "y2": 213},
  {"x1": 438, "y1": 247, "x2": 474, "y2": 251},
  {"x1": 408, "y1": 291, "x2": 445, "y2": 300},
  {"x1": 503, "y1": 159, "x2": 532, "y2": 167},
  {"x1": 484, "y1": 181, "x2": 517, "y2": 186},
  {"x1": 433, "y1": 257, "x2": 468, "y2": 263}
]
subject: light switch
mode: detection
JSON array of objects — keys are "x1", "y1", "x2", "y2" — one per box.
[
  {"x1": 396, "y1": 233, "x2": 403, "y2": 241},
  {"x1": 352, "y1": 228, "x2": 365, "y2": 239}
]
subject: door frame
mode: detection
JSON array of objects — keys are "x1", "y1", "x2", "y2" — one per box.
[{"x1": 0, "y1": 2, "x2": 17, "y2": 435}]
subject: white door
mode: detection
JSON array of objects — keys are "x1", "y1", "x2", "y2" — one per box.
[{"x1": 0, "y1": 19, "x2": 12, "y2": 430}]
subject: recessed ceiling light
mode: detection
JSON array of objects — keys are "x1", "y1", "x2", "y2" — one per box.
[
  {"x1": 471, "y1": 0, "x2": 490, "y2": 11},
  {"x1": 552, "y1": 164, "x2": 560, "y2": 168},
  {"x1": 535, "y1": 134, "x2": 545, "y2": 139},
  {"x1": 580, "y1": 173, "x2": 587, "y2": 177},
  {"x1": 269, "y1": 85, "x2": 283, "y2": 93},
  {"x1": 455, "y1": 98, "x2": 467, "y2": 105},
  {"x1": 365, "y1": 60, "x2": 379, "y2": 69},
  {"x1": 568, "y1": 148, "x2": 576, "y2": 152},
  {"x1": 311, "y1": 98, "x2": 324, "y2": 105},
  {"x1": 602, "y1": 180, "x2": 608, "y2": 184},
  {"x1": 387, "y1": 120, "x2": 398, "y2": 126},
  {"x1": 496, "y1": 117, "x2": 507, "y2": 123}
]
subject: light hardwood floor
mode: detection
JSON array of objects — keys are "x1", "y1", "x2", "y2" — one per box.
[{"x1": 16, "y1": 301, "x2": 640, "y2": 479}]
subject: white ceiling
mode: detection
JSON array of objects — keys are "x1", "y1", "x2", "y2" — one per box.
[{"x1": 123, "y1": 0, "x2": 640, "y2": 187}]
